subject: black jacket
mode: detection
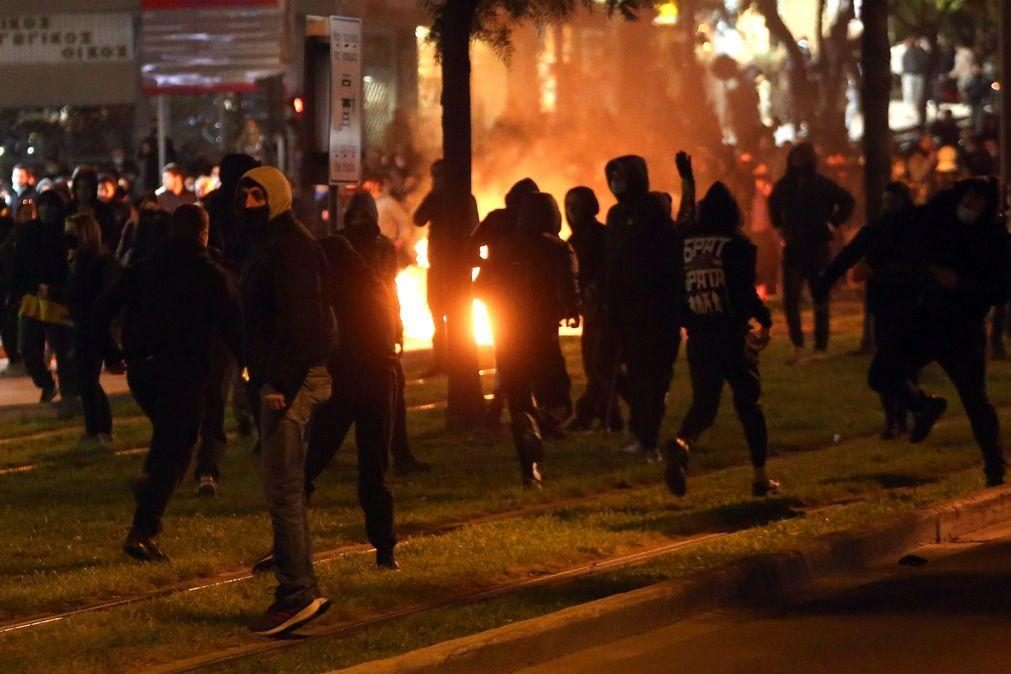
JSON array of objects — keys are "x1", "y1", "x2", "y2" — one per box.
[
  {"x1": 12, "y1": 218, "x2": 67, "y2": 299},
  {"x1": 603, "y1": 155, "x2": 683, "y2": 334},
  {"x1": 768, "y1": 168, "x2": 854, "y2": 254},
  {"x1": 240, "y1": 211, "x2": 337, "y2": 399},
  {"x1": 342, "y1": 224, "x2": 403, "y2": 346},
  {"x1": 94, "y1": 236, "x2": 241, "y2": 372},
  {"x1": 203, "y1": 153, "x2": 261, "y2": 268},
  {"x1": 567, "y1": 217, "x2": 607, "y2": 309},
  {"x1": 64, "y1": 249, "x2": 120, "y2": 335},
  {"x1": 412, "y1": 189, "x2": 479, "y2": 269},
  {"x1": 117, "y1": 210, "x2": 171, "y2": 266},
  {"x1": 681, "y1": 227, "x2": 771, "y2": 333}
]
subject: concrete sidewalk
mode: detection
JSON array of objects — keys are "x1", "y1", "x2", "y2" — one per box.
[
  {"x1": 521, "y1": 519, "x2": 1011, "y2": 674},
  {"x1": 0, "y1": 359, "x2": 130, "y2": 421}
]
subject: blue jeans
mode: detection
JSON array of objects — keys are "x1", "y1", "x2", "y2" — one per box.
[{"x1": 260, "y1": 365, "x2": 332, "y2": 605}]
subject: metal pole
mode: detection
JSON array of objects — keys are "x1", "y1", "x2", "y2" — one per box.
[
  {"x1": 1001, "y1": 0, "x2": 1011, "y2": 208},
  {"x1": 156, "y1": 94, "x2": 168, "y2": 173}
]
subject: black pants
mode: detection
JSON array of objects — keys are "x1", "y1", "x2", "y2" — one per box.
[
  {"x1": 678, "y1": 327, "x2": 768, "y2": 468},
  {"x1": 620, "y1": 321, "x2": 680, "y2": 451},
  {"x1": 0, "y1": 298, "x2": 20, "y2": 364},
  {"x1": 497, "y1": 327, "x2": 559, "y2": 469},
  {"x1": 990, "y1": 305, "x2": 1007, "y2": 353},
  {"x1": 874, "y1": 311, "x2": 912, "y2": 430},
  {"x1": 196, "y1": 340, "x2": 233, "y2": 479},
  {"x1": 531, "y1": 331, "x2": 572, "y2": 431},
  {"x1": 306, "y1": 364, "x2": 396, "y2": 553},
  {"x1": 869, "y1": 310, "x2": 1005, "y2": 481},
  {"x1": 75, "y1": 333, "x2": 111, "y2": 436},
  {"x1": 389, "y1": 359, "x2": 415, "y2": 465},
  {"x1": 20, "y1": 316, "x2": 76, "y2": 397},
  {"x1": 782, "y1": 246, "x2": 831, "y2": 350},
  {"x1": 574, "y1": 305, "x2": 622, "y2": 429},
  {"x1": 128, "y1": 357, "x2": 207, "y2": 537}
]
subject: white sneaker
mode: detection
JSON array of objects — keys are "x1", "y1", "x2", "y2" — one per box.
[
  {"x1": 615, "y1": 439, "x2": 642, "y2": 455},
  {"x1": 197, "y1": 475, "x2": 218, "y2": 497}
]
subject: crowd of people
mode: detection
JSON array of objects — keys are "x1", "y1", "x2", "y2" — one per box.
[{"x1": 0, "y1": 129, "x2": 1006, "y2": 637}]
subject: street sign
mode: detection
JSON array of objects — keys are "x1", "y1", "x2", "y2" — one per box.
[{"x1": 329, "y1": 16, "x2": 362, "y2": 185}]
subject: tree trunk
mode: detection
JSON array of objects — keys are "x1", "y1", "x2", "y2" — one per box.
[
  {"x1": 440, "y1": 0, "x2": 485, "y2": 427},
  {"x1": 861, "y1": 0, "x2": 891, "y2": 225},
  {"x1": 1002, "y1": 0, "x2": 1011, "y2": 202},
  {"x1": 817, "y1": 1, "x2": 856, "y2": 151},
  {"x1": 755, "y1": 0, "x2": 814, "y2": 127}
]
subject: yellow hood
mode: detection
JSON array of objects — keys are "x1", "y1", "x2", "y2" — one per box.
[{"x1": 240, "y1": 166, "x2": 292, "y2": 220}]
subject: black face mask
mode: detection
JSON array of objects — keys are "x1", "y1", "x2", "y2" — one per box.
[
  {"x1": 242, "y1": 206, "x2": 270, "y2": 231},
  {"x1": 64, "y1": 233, "x2": 79, "y2": 250}
]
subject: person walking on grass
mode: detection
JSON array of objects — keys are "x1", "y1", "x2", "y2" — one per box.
[
  {"x1": 62, "y1": 213, "x2": 119, "y2": 445},
  {"x1": 662, "y1": 155, "x2": 779, "y2": 499},
  {"x1": 236, "y1": 166, "x2": 338, "y2": 637},
  {"x1": 94, "y1": 204, "x2": 241, "y2": 563}
]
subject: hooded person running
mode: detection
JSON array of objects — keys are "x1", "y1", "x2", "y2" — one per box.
[
  {"x1": 603, "y1": 154, "x2": 684, "y2": 464},
  {"x1": 663, "y1": 155, "x2": 778, "y2": 498},
  {"x1": 237, "y1": 166, "x2": 338, "y2": 636}
]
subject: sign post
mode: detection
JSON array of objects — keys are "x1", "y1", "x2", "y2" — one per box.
[{"x1": 328, "y1": 16, "x2": 363, "y2": 233}]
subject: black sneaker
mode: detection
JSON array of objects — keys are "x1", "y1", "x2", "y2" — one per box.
[
  {"x1": 39, "y1": 386, "x2": 57, "y2": 404},
  {"x1": 752, "y1": 478, "x2": 781, "y2": 497},
  {"x1": 376, "y1": 549, "x2": 400, "y2": 571},
  {"x1": 661, "y1": 438, "x2": 690, "y2": 497},
  {"x1": 251, "y1": 550, "x2": 276, "y2": 575},
  {"x1": 248, "y1": 596, "x2": 332, "y2": 637},
  {"x1": 910, "y1": 397, "x2": 947, "y2": 444},
  {"x1": 522, "y1": 462, "x2": 543, "y2": 490},
  {"x1": 123, "y1": 533, "x2": 169, "y2": 562},
  {"x1": 986, "y1": 473, "x2": 1005, "y2": 488}
]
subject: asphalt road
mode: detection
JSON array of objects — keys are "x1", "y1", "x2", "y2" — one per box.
[{"x1": 520, "y1": 521, "x2": 1011, "y2": 674}]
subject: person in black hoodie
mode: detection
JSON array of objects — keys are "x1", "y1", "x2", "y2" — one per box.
[
  {"x1": 479, "y1": 192, "x2": 579, "y2": 487},
  {"x1": 473, "y1": 177, "x2": 539, "y2": 428},
  {"x1": 237, "y1": 166, "x2": 337, "y2": 637},
  {"x1": 814, "y1": 182, "x2": 921, "y2": 439},
  {"x1": 94, "y1": 203, "x2": 240, "y2": 562},
  {"x1": 768, "y1": 142, "x2": 854, "y2": 363},
  {"x1": 867, "y1": 178, "x2": 1009, "y2": 487},
  {"x1": 603, "y1": 154, "x2": 684, "y2": 463},
  {"x1": 63, "y1": 213, "x2": 119, "y2": 443},
  {"x1": 70, "y1": 166, "x2": 120, "y2": 255},
  {"x1": 202, "y1": 153, "x2": 261, "y2": 267},
  {"x1": 565, "y1": 186, "x2": 622, "y2": 433},
  {"x1": 116, "y1": 193, "x2": 171, "y2": 266},
  {"x1": 662, "y1": 158, "x2": 778, "y2": 498},
  {"x1": 12, "y1": 189, "x2": 77, "y2": 413},
  {"x1": 341, "y1": 192, "x2": 429, "y2": 476},
  {"x1": 305, "y1": 233, "x2": 400, "y2": 569}
]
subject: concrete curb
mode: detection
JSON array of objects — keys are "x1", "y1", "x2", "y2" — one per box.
[{"x1": 335, "y1": 486, "x2": 1011, "y2": 674}]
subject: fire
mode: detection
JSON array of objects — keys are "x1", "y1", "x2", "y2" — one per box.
[{"x1": 396, "y1": 238, "x2": 495, "y2": 351}]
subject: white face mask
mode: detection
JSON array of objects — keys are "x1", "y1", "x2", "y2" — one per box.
[{"x1": 957, "y1": 204, "x2": 981, "y2": 225}]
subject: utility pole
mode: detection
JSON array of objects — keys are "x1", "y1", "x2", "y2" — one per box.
[{"x1": 1001, "y1": 0, "x2": 1011, "y2": 207}]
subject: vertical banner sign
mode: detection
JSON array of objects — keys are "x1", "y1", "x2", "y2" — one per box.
[{"x1": 329, "y1": 16, "x2": 362, "y2": 184}]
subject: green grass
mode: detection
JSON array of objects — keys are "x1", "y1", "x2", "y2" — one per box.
[{"x1": 0, "y1": 301, "x2": 1008, "y2": 671}]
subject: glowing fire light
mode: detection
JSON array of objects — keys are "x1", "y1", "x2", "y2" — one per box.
[{"x1": 396, "y1": 238, "x2": 495, "y2": 351}]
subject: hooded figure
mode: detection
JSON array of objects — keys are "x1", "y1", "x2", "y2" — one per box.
[
  {"x1": 565, "y1": 186, "x2": 622, "y2": 432},
  {"x1": 11, "y1": 189, "x2": 77, "y2": 409},
  {"x1": 665, "y1": 176, "x2": 776, "y2": 499},
  {"x1": 602, "y1": 154, "x2": 683, "y2": 462},
  {"x1": 203, "y1": 153, "x2": 261, "y2": 267},
  {"x1": 490, "y1": 192, "x2": 580, "y2": 487},
  {"x1": 236, "y1": 165, "x2": 344, "y2": 634},
  {"x1": 867, "y1": 177, "x2": 1009, "y2": 489},
  {"x1": 70, "y1": 166, "x2": 119, "y2": 255},
  {"x1": 815, "y1": 181, "x2": 923, "y2": 439},
  {"x1": 117, "y1": 193, "x2": 171, "y2": 266},
  {"x1": 340, "y1": 191, "x2": 429, "y2": 475},
  {"x1": 767, "y1": 142, "x2": 854, "y2": 360}
]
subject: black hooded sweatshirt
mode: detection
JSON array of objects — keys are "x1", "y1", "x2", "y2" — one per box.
[
  {"x1": 94, "y1": 235, "x2": 241, "y2": 372},
  {"x1": 11, "y1": 190, "x2": 68, "y2": 299},
  {"x1": 70, "y1": 167, "x2": 120, "y2": 255},
  {"x1": 203, "y1": 153, "x2": 261, "y2": 268},
  {"x1": 565, "y1": 188, "x2": 607, "y2": 309},
  {"x1": 679, "y1": 183, "x2": 772, "y2": 333},
  {"x1": 603, "y1": 155, "x2": 682, "y2": 333},
  {"x1": 768, "y1": 147, "x2": 855, "y2": 255},
  {"x1": 342, "y1": 191, "x2": 403, "y2": 345}
]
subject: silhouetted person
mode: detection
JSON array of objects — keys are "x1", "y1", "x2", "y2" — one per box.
[
  {"x1": 768, "y1": 142, "x2": 854, "y2": 363},
  {"x1": 604, "y1": 155, "x2": 683, "y2": 463},
  {"x1": 664, "y1": 158, "x2": 777, "y2": 499},
  {"x1": 815, "y1": 182, "x2": 920, "y2": 439},
  {"x1": 867, "y1": 178, "x2": 1008, "y2": 487},
  {"x1": 565, "y1": 186, "x2": 622, "y2": 432},
  {"x1": 238, "y1": 166, "x2": 337, "y2": 636},
  {"x1": 412, "y1": 159, "x2": 479, "y2": 376},
  {"x1": 95, "y1": 203, "x2": 240, "y2": 562},
  {"x1": 63, "y1": 213, "x2": 119, "y2": 443},
  {"x1": 117, "y1": 193, "x2": 171, "y2": 265},
  {"x1": 70, "y1": 166, "x2": 120, "y2": 257},
  {"x1": 478, "y1": 192, "x2": 579, "y2": 487}
]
